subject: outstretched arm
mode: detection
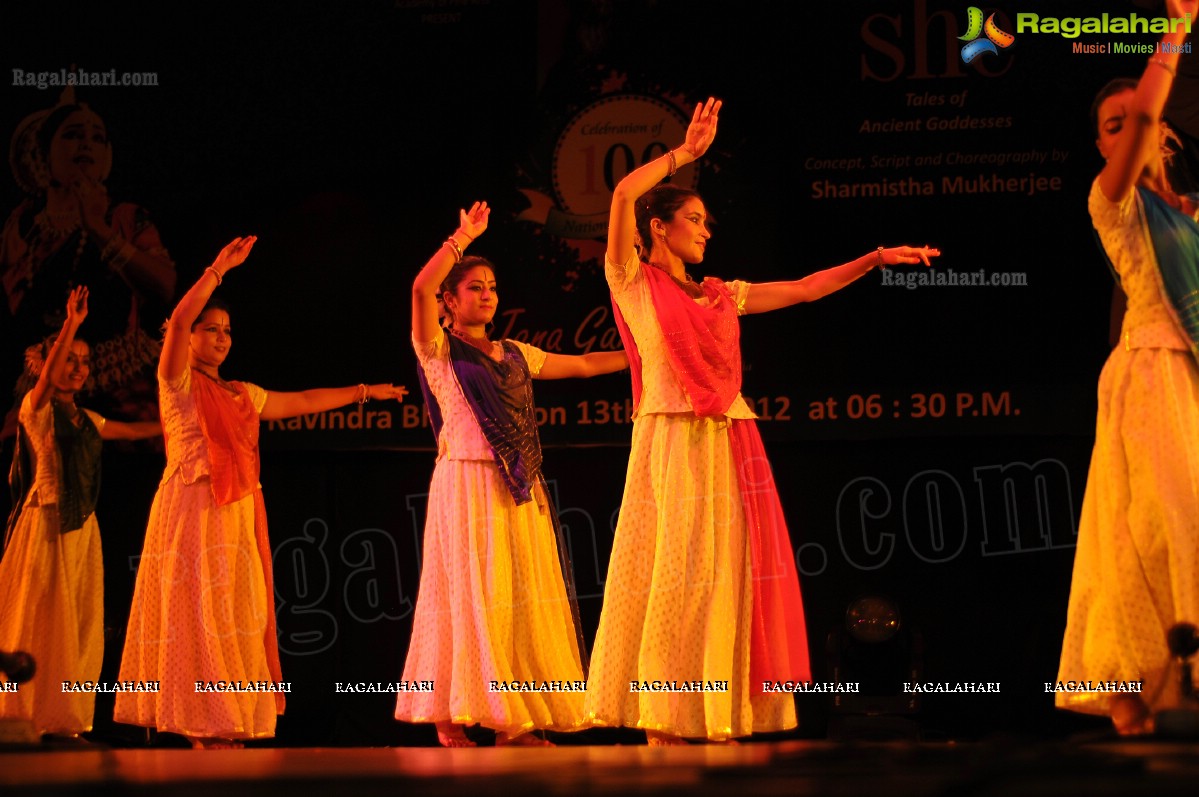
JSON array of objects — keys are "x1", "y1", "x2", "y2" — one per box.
[
  {"x1": 412, "y1": 202, "x2": 489, "y2": 343},
  {"x1": 535, "y1": 350, "x2": 628, "y2": 379},
  {"x1": 29, "y1": 286, "x2": 88, "y2": 411},
  {"x1": 260, "y1": 383, "x2": 408, "y2": 421},
  {"x1": 742, "y1": 246, "x2": 940, "y2": 314},
  {"x1": 1098, "y1": 0, "x2": 1196, "y2": 203},
  {"x1": 607, "y1": 97, "x2": 721, "y2": 267},
  {"x1": 159, "y1": 236, "x2": 256, "y2": 382},
  {"x1": 100, "y1": 419, "x2": 162, "y2": 441}
]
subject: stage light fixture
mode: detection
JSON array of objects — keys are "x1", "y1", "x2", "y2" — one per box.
[{"x1": 826, "y1": 594, "x2": 923, "y2": 741}]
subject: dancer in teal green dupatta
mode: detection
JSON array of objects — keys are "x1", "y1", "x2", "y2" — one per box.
[{"x1": 1056, "y1": 0, "x2": 1199, "y2": 737}]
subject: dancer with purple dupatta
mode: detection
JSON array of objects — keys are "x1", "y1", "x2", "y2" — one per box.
[
  {"x1": 584, "y1": 97, "x2": 939, "y2": 744},
  {"x1": 395, "y1": 202, "x2": 626, "y2": 747}
]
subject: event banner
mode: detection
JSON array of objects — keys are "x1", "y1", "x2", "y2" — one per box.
[{"x1": 0, "y1": 1, "x2": 1169, "y2": 449}]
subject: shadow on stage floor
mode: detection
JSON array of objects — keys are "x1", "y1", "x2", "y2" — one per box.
[{"x1": 2, "y1": 732, "x2": 1197, "y2": 797}]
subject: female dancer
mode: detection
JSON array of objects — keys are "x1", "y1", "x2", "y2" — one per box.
[
  {"x1": 395, "y1": 202, "x2": 626, "y2": 747},
  {"x1": 115, "y1": 237, "x2": 406, "y2": 749},
  {"x1": 0, "y1": 287, "x2": 160, "y2": 743},
  {"x1": 585, "y1": 98, "x2": 938, "y2": 744},
  {"x1": 1056, "y1": 0, "x2": 1199, "y2": 736}
]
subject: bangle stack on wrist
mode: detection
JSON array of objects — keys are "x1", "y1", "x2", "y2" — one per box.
[
  {"x1": 875, "y1": 246, "x2": 886, "y2": 270},
  {"x1": 443, "y1": 234, "x2": 465, "y2": 263},
  {"x1": 1149, "y1": 56, "x2": 1177, "y2": 77},
  {"x1": 356, "y1": 383, "x2": 369, "y2": 405},
  {"x1": 100, "y1": 234, "x2": 124, "y2": 263},
  {"x1": 205, "y1": 266, "x2": 224, "y2": 285},
  {"x1": 101, "y1": 233, "x2": 137, "y2": 275}
]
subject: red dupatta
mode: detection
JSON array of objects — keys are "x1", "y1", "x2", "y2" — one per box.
[
  {"x1": 614, "y1": 265, "x2": 742, "y2": 416},
  {"x1": 189, "y1": 369, "x2": 285, "y2": 707},
  {"x1": 611, "y1": 264, "x2": 811, "y2": 690}
]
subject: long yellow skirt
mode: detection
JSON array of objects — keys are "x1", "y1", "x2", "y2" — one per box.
[
  {"x1": 115, "y1": 475, "x2": 281, "y2": 739},
  {"x1": 395, "y1": 459, "x2": 587, "y2": 735},
  {"x1": 0, "y1": 504, "x2": 103, "y2": 736},
  {"x1": 1057, "y1": 345, "x2": 1199, "y2": 715},
  {"x1": 584, "y1": 413, "x2": 796, "y2": 740}
]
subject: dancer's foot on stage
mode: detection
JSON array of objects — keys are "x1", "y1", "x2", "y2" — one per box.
[
  {"x1": 41, "y1": 733, "x2": 103, "y2": 748},
  {"x1": 645, "y1": 730, "x2": 686, "y2": 746},
  {"x1": 435, "y1": 723, "x2": 476, "y2": 748},
  {"x1": 186, "y1": 736, "x2": 245, "y2": 750},
  {"x1": 495, "y1": 731, "x2": 553, "y2": 747},
  {"x1": 1110, "y1": 694, "x2": 1153, "y2": 736}
]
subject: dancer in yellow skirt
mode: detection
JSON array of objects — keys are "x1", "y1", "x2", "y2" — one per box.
[
  {"x1": 585, "y1": 97, "x2": 938, "y2": 744},
  {"x1": 115, "y1": 237, "x2": 406, "y2": 748},
  {"x1": 395, "y1": 202, "x2": 625, "y2": 747},
  {"x1": 0, "y1": 287, "x2": 160, "y2": 744},
  {"x1": 1056, "y1": 0, "x2": 1199, "y2": 736}
]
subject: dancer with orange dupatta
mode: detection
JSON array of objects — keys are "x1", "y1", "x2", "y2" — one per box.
[
  {"x1": 115, "y1": 237, "x2": 406, "y2": 749},
  {"x1": 584, "y1": 97, "x2": 939, "y2": 744}
]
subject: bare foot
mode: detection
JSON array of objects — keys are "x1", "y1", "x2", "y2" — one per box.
[
  {"x1": 646, "y1": 730, "x2": 687, "y2": 746},
  {"x1": 186, "y1": 736, "x2": 244, "y2": 750},
  {"x1": 495, "y1": 731, "x2": 554, "y2": 747},
  {"x1": 435, "y1": 722, "x2": 476, "y2": 748},
  {"x1": 1110, "y1": 694, "x2": 1153, "y2": 736}
]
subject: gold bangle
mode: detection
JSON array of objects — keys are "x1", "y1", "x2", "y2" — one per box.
[
  {"x1": 110, "y1": 243, "x2": 137, "y2": 274},
  {"x1": 205, "y1": 266, "x2": 223, "y2": 285},
  {"x1": 443, "y1": 237, "x2": 463, "y2": 263},
  {"x1": 667, "y1": 149, "x2": 678, "y2": 177},
  {"x1": 1149, "y1": 57, "x2": 1177, "y2": 77},
  {"x1": 876, "y1": 246, "x2": 886, "y2": 269},
  {"x1": 357, "y1": 383, "x2": 369, "y2": 405},
  {"x1": 101, "y1": 233, "x2": 126, "y2": 263}
]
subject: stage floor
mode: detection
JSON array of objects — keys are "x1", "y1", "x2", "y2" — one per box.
[{"x1": 2, "y1": 738, "x2": 1198, "y2": 797}]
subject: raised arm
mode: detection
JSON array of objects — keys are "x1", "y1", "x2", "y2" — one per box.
[
  {"x1": 535, "y1": 350, "x2": 628, "y2": 380},
  {"x1": 412, "y1": 202, "x2": 489, "y2": 343},
  {"x1": 607, "y1": 98, "x2": 721, "y2": 267},
  {"x1": 29, "y1": 286, "x2": 88, "y2": 411},
  {"x1": 742, "y1": 246, "x2": 940, "y2": 314},
  {"x1": 1098, "y1": 0, "x2": 1196, "y2": 203},
  {"x1": 260, "y1": 383, "x2": 408, "y2": 421},
  {"x1": 159, "y1": 236, "x2": 256, "y2": 382}
]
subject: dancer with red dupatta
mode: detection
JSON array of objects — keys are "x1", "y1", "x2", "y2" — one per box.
[
  {"x1": 115, "y1": 237, "x2": 406, "y2": 749},
  {"x1": 584, "y1": 97, "x2": 939, "y2": 744}
]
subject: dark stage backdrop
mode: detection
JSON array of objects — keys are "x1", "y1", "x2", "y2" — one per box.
[{"x1": 1, "y1": 0, "x2": 1181, "y2": 744}]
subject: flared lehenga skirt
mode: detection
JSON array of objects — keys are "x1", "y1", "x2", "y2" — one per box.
[
  {"x1": 115, "y1": 474, "x2": 282, "y2": 739},
  {"x1": 584, "y1": 413, "x2": 798, "y2": 740},
  {"x1": 0, "y1": 504, "x2": 103, "y2": 736},
  {"x1": 1057, "y1": 346, "x2": 1199, "y2": 715},
  {"x1": 395, "y1": 458, "x2": 587, "y2": 735}
]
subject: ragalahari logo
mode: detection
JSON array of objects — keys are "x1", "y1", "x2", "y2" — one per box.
[{"x1": 959, "y1": 7, "x2": 1016, "y2": 63}]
